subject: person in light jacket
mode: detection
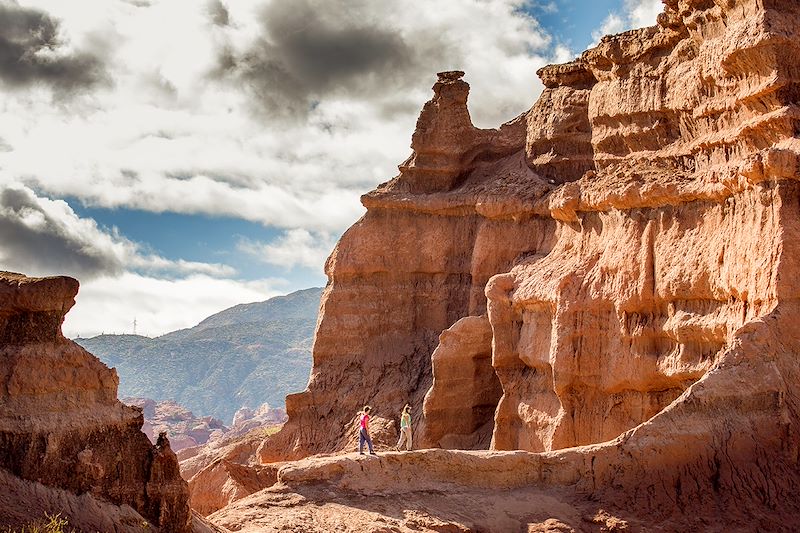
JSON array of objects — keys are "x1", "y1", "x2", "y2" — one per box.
[{"x1": 395, "y1": 404, "x2": 412, "y2": 451}]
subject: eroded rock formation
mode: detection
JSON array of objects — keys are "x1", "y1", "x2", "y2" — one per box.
[
  {"x1": 179, "y1": 427, "x2": 281, "y2": 517},
  {"x1": 489, "y1": 0, "x2": 800, "y2": 452},
  {"x1": 420, "y1": 315, "x2": 501, "y2": 449},
  {"x1": 259, "y1": 0, "x2": 800, "y2": 528},
  {"x1": 0, "y1": 272, "x2": 192, "y2": 532},
  {"x1": 526, "y1": 60, "x2": 596, "y2": 183},
  {"x1": 261, "y1": 68, "x2": 555, "y2": 459},
  {"x1": 128, "y1": 397, "x2": 228, "y2": 451}
]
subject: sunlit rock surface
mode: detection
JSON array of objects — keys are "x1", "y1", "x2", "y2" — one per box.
[{"x1": 255, "y1": 1, "x2": 800, "y2": 529}]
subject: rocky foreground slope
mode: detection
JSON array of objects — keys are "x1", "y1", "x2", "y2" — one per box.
[
  {"x1": 250, "y1": 0, "x2": 800, "y2": 529},
  {"x1": 0, "y1": 272, "x2": 198, "y2": 532}
]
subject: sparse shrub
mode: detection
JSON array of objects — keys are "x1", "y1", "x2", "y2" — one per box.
[
  {"x1": 1, "y1": 513, "x2": 74, "y2": 533},
  {"x1": 263, "y1": 424, "x2": 283, "y2": 437}
]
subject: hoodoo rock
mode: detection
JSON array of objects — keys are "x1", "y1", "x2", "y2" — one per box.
[
  {"x1": 257, "y1": 0, "x2": 800, "y2": 529},
  {"x1": 398, "y1": 70, "x2": 528, "y2": 194},
  {"x1": 0, "y1": 272, "x2": 192, "y2": 532},
  {"x1": 526, "y1": 60, "x2": 596, "y2": 184}
]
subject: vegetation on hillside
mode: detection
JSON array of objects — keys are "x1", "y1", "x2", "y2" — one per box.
[{"x1": 76, "y1": 288, "x2": 322, "y2": 422}]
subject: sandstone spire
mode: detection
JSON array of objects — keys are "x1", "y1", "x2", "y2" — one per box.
[{"x1": 398, "y1": 70, "x2": 527, "y2": 194}]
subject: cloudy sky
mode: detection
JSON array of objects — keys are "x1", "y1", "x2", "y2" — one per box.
[{"x1": 0, "y1": 0, "x2": 662, "y2": 338}]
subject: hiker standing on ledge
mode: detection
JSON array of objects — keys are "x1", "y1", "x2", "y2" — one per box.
[
  {"x1": 395, "y1": 404, "x2": 412, "y2": 451},
  {"x1": 358, "y1": 405, "x2": 376, "y2": 455}
]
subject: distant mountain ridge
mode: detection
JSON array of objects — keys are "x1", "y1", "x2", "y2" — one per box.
[{"x1": 77, "y1": 287, "x2": 323, "y2": 422}]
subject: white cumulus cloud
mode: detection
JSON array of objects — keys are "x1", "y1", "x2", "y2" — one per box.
[
  {"x1": 591, "y1": 0, "x2": 662, "y2": 46},
  {"x1": 0, "y1": 183, "x2": 235, "y2": 279},
  {"x1": 0, "y1": 0, "x2": 558, "y2": 237},
  {"x1": 238, "y1": 229, "x2": 336, "y2": 272},
  {"x1": 0, "y1": 0, "x2": 578, "y2": 339},
  {"x1": 0, "y1": 183, "x2": 285, "y2": 338},
  {"x1": 627, "y1": 0, "x2": 664, "y2": 29},
  {"x1": 65, "y1": 273, "x2": 286, "y2": 338}
]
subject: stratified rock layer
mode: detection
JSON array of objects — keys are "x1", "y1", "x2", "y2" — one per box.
[
  {"x1": 526, "y1": 60, "x2": 596, "y2": 183},
  {"x1": 0, "y1": 272, "x2": 192, "y2": 532},
  {"x1": 260, "y1": 0, "x2": 800, "y2": 529}
]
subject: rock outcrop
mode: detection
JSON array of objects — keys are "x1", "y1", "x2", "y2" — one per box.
[
  {"x1": 210, "y1": 440, "x2": 799, "y2": 532},
  {"x1": 179, "y1": 424, "x2": 283, "y2": 517},
  {"x1": 261, "y1": 69, "x2": 554, "y2": 461},
  {"x1": 258, "y1": 0, "x2": 800, "y2": 529},
  {"x1": 229, "y1": 404, "x2": 286, "y2": 440},
  {"x1": 128, "y1": 397, "x2": 228, "y2": 451},
  {"x1": 209, "y1": 450, "x2": 622, "y2": 533},
  {"x1": 0, "y1": 272, "x2": 192, "y2": 532},
  {"x1": 128, "y1": 397, "x2": 286, "y2": 453},
  {"x1": 421, "y1": 315, "x2": 500, "y2": 449},
  {"x1": 526, "y1": 60, "x2": 596, "y2": 184},
  {"x1": 187, "y1": 459, "x2": 278, "y2": 517},
  {"x1": 398, "y1": 70, "x2": 528, "y2": 194}
]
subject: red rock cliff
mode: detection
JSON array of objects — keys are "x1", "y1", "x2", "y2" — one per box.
[
  {"x1": 262, "y1": 3, "x2": 800, "y2": 525},
  {"x1": 0, "y1": 272, "x2": 192, "y2": 532}
]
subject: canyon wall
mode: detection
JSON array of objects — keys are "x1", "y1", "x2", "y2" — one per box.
[
  {"x1": 489, "y1": 0, "x2": 800, "y2": 451},
  {"x1": 0, "y1": 272, "x2": 192, "y2": 532},
  {"x1": 263, "y1": 4, "x2": 800, "y2": 524},
  {"x1": 261, "y1": 69, "x2": 557, "y2": 459}
]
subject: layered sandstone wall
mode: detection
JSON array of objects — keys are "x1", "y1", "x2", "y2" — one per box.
[
  {"x1": 420, "y1": 315, "x2": 500, "y2": 449},
  {"x1": 489, "y1": 185, "x2": 781, "y2": 451},
  {"x1": 488, "y1": 0, "x2": 800, "y2": 452},
  {"x1": 261, "y1": 83, "x2": 557, "y2": 458},
  {"x1": 526, "y1": 60, "x2": 596, "y2": 183},
  {"x1": 0, "y1": 272, "x2": 191, "y2": 532},
  {"x1": 265, "y1": 9, "x2": 800, "y2": 527}
]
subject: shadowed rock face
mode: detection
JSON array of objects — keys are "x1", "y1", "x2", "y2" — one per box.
[
  {"x1": 0, "y1": 272, "x2": 191, "y2": 532},
  {"x1": 259, "y1": 2, "x2": 800, "y2": 526},
  {"x1": 0, "y1": 272, "x2": 79, "y2": 344}
]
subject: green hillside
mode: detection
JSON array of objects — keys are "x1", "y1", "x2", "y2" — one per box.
[{"x1": 77, "y1": 287, "x2": 322, "y2": 422}]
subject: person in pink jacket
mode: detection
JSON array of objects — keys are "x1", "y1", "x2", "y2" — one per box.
[{"x1": 358, "y1": 405, "x2": 376, "y2": 455}]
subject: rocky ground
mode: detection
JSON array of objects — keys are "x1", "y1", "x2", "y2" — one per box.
[
  {"x1": 201, "y1": 448, "x2": 754, "y2": 533},
  {"x1": 213, "y1": 479, "x2": 619, "y2": 533},
  {"x1": 206, "y1": 451, "x2": 615, "y2": 533}
]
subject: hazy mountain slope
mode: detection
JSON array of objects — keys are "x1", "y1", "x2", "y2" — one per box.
[{"x1": 77, "y1": 288, "x2": 322, "y2": 422}]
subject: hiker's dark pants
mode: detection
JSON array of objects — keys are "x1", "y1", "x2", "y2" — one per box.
[{"x1": 359, "y1": 428, "x2": 374, "y2": 453}]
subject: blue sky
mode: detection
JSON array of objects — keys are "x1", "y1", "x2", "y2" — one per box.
[
  {"x1": 0, "y1": 0, "x2": 662, "y2": 337},
  {"x1": 69, "y1": 201, "x2": 314, "y2": 285},
  {"x1": 527, "y1": 0, "x2": 627, "y2": 50}
]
